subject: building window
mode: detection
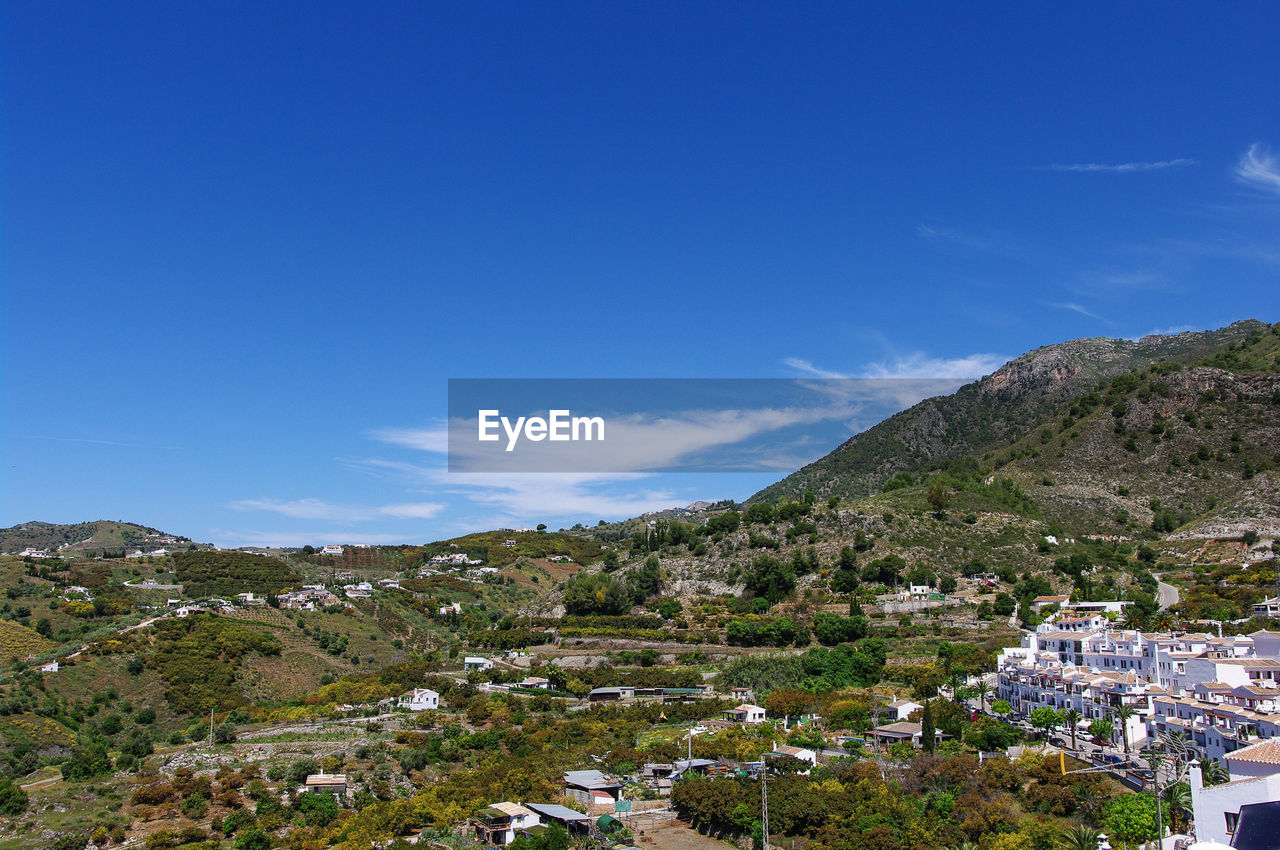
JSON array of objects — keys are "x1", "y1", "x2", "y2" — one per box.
[{"x1": 1226, "y1": 812, "x2": 1239, "y2": 835}]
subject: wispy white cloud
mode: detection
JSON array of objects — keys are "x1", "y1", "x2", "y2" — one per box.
[
  {"x1": 369, "y1": 422, "x2": 449, "y2": 453},
  {"x1": 1045, "y1": 159, "x2": 1196, "y2": 173},
  {"x1": 786, "y1": 354, "x2": 1004, "y2": 382},
  {"x1": 229, "y1": 497, "x2": 445, "y2": 523},
  {"x1": 1145, "y1": 324, "x2": 1202, "y2": 337},
  {"x1": 781, "y1": 357, "x2": 850, "y2": 379},
  {"x1": 860, "y1": 353, "x2": 1005, "y2": 381},
  {"x1": 1236, "y1": 143, "x2": 1280, "y2": 196},
  {"x1": 915, "y1": 224, "x2": 1012, "y2": 252},
  {"x1": 14, "y1": 434, "x2": 180, "y2": 450},
  {"x1": 338, "y1": 457, "x2": 682, "y2": 526},
  {"x1": 1046, "y1": 301, "x2": 1107, "y2": 321}
]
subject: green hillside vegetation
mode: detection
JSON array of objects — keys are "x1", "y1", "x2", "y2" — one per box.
[
  {"x1": 172, "y1": 550, "x2": 303, "y2": 598},
  {"x1": 0, "y1": 621, "x2": 56, "y2": 664},
  {"x1": 0, "y1": 520, "x2": 197, "y2": 555},
  {"x1": 752, "y1": 319, "x2": 1270, "y2": 504},
  {"x1": 412, "y1": 529, "x2": 607, "y2": 569},
  {"x1": 990, "y1": 324, "x2": 1280, "y2": 535}
]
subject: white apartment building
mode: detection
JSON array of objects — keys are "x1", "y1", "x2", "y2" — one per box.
[{"x1": 999, "y1": 621, "x2": 1280, "y2": 760}]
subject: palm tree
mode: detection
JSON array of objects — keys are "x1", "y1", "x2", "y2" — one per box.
[
  {"x1": 1163, "y1": 782, "x2": 1192, "y2": 833},
  {"x1": 1074, "y1": 784, "x2": 1103, "y2": 824},
  {"x1": 1062, "y1": 708, "x2": 1081, "y2": 750},
  {"x1": 975, "y1": 679, "x2": 992, "y2": 714},
  {"x1": 1058, "y1": 823, "x2": 1101, "y2": 850},
  {"x1": 1112, "y1": 704, "x2": 1137, "y2": 756},
  {"x1": 1201, "y1": 758, "x2": 1230, "y2": 786}
]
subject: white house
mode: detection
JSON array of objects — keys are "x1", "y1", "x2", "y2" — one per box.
[
  {"x1": 517, "y1": 676, "x2": 553, "y2": 690},
  {"x1": 1254, "y1": 597, "x2": 1280, "y2": 618},
  {"x1": 439, "y1": 602, "x2": 463, "y2": 615},
  {"x1": 1031, "y1": 594, "x2": 1071, "y2": 612},
  {"x1": 881, "y1": 698, "x2": 924, "y2": 722},
  {"x1": 474, "y1": 802, "x2": 540, "y2": 846},
  {"x1": 1191, "y1": 755, "x2": 1280, "y2": 845},
  {"x1": 464, "y1": 656, "x2": 494, "y2": 672},
  {"x1": 724, "y1": 703, "x2": 767, "y2": 724},
  {"x1": 303, "y1": 772, "x2": 348, "y2": 799},
  {"x1": 40, "y1": 661, "x2": 59, "y2": 673},
  {"x1": 320, "y1": 545, "x2": 344, "y2": 556},
  {"x1": 770, "y1": 742, "x2": 818, "y2": 768},
  {"x1": 397, "y1": 688, "x2": 440, "y2": 711}
]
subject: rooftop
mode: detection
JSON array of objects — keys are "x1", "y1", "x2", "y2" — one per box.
[{"x1": 1227, "y1": 739, "x2": 1280, "y2": 766}]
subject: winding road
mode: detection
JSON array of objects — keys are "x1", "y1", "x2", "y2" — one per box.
[{"x1": 1155, "y1": 574, "x2": 1180, "y2": 610}]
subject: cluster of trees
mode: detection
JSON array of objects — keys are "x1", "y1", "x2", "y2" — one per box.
[
  {"x1": 563, "y1": 555, "x2": 664, "y2": 615},
  {"x1": 674, "y1": 750, "x2": 1151, "y2": 850},
  {"x1": 725, "y1": 616, "x2": 805, "y2": 647},
  {"x1": 172, "y1": 551, "x2": 302, "y2": 598},
  {"x1": 720, "y1": 640, "x2": 888, "y2": 694}
]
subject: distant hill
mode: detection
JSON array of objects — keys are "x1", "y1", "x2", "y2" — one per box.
[
  {"x1": 0, "y1": 520, "x2": 199, "y2": 555},
  {"x1": 750, "y1": 320, "x2": 1271, "y2": 505}
]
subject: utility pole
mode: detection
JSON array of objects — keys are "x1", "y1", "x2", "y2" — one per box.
[
  {"x1": 760, "y1": 757, "x2": 769, "y2": 850},
  {"x1": 1146, "y1": 748, "x2": 1165, "y2": 847},
  {"x1": 209, "y1": 708, "x2": 214, "y2": 746}
]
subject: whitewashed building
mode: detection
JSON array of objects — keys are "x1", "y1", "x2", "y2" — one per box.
[{"x1": 397, "y1": 688, "x2": 440, "y2": 711}]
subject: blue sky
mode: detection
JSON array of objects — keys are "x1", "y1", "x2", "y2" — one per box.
[{"x1": 3, "y1": 2, "x2": 1278, "y2": 547}]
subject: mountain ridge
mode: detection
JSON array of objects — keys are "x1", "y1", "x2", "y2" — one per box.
[{"x1": 749, "y1": 319, "x2": 1272, "y2": 505}]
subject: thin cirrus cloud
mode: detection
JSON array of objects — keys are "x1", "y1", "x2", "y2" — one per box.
[
  {"x1": 230, "y1": 497, "x2": 446, "y2": 523},
  {"x1": 1236, "y1": 143, "x2": 1280, "y2": 196},
  {"x1": 1046, "y1": 301, "x2": 1107, "y2": 322},
  {"x1": 369, "y1": 423, "x2": 449, "y2": 453},
  {"x1": 342, "y1": 454, "x2": 683, "y2": 525},
  {"x1": 1044, "y1": 158, "x2": 1196, "y2": 173},
  {"x1": 859, "y1": 353, "x2": 1005, "y2": 381},
  {"x1": 386, "y1": 406, "x2": 861, "y2": 473},
  {"x1": 785, "y1": 354, "x2": 1004, "y2": 381}
]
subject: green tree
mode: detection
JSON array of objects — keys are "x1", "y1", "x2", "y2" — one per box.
[
  {"x1": 626, "y1": 555, "x2": 663, "y2": 604},
  {"x1": 1112, "y1": 704, "x2": 1137, "y2": 755},
  {"x1": 1029, "y1": 707, "x2": 1062, "y2": 738},
  {"x1": 744, "y1": 555, "x2": 796, "y2": 604},
  {"x1": 234, "y1": 828, "x2": 272, "y2": 850},
  {"x1": 1102, "y1": 792, "x2": 1158, "y2": 845},
  {"x1": 926, "y1": 482, "x2": 951, "y2": 514},
  {"x1": 563, "y1": 571, "x2": 629, "y2": 615},
  {"x1": 921, "y1": 701, "x2": 936, "y2": 753},
  {"x1": 295, "y1": 791, "x2": 340, "y2": 826},
  {"x1": 974, "y1": 679, "x2": 992, "y2": 714},
  {"x1": 1058, "y1": 824, "x2": 1100, "y2": 850},
  {"x1": 62, "y1": 741, "x2": 113, "y2": 780},
  {"x1": 1062, "y1": 708, "x2": 1081, "y2": 750},
  {"x1": 0, "y1": 777, "x2": 28, "y2": 816}
]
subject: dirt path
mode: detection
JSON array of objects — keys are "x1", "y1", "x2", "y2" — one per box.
[{"x1": 635, "y1": 819, "x2": 737, "y2": 849}]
